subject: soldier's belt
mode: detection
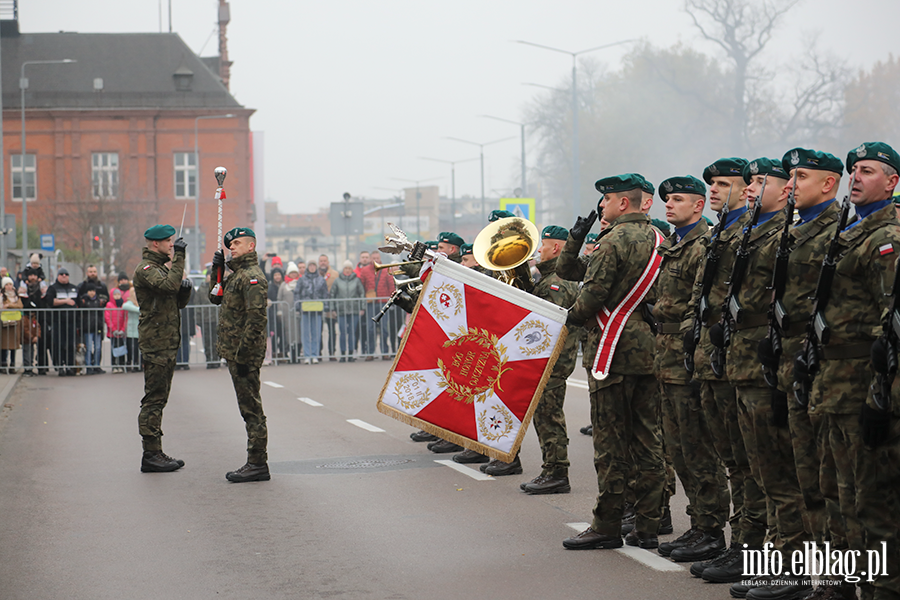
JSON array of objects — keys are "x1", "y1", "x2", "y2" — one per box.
[
  {"x1": 733, "y1": 313, "x2": 768, "y2": 331},
  {"x1": 782, "y1": 320, "x2": 808, "y2": 339},
  {"x1": 819, "y1": 342, "x2": 871, "y2": 360},
  {"x1": 656, "y1": 322, "x2": 682, "y2": 334}
]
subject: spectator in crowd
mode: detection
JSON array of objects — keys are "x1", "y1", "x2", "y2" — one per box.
[
  {"x1": 176, "y1": 273, "x2": 196, "y2": 370},
  {"x1": 318, "y1": 254, "x2": 339, "y2": 361},
  {"x1": 267, "y1": 265, "x2": 285, "y2": 358},
  {"x1": 277, "y1": 262, "x2": 301, "y2": 363},
  {"x1": 123, "y1": 291, "x2": 141, "y2": 372},
  {"x1": 115, "y1": 272, "x2": 132, "y2": 302},
  {"x1": 329, "y1": 259, "x2": 365, "y2": 363},
  {"x1": 295, "y1": 259, "x2": 328, "y2": 364},
  {"x1": 359, "y1": 250, "x2": 396, "y2": 361},
  {"x1": 0, "y1": 277, "x2": 23, "y2": 374},
  {"x1": 45, "y1": 268, "x2": 78, "y2": 376},
  {"x1": 355, "y1": 251, "x2": 372, "y2": 355},
  {"x1": 19, "y1": 266, "x2": 44, "y2": 376},
  {"x1": 79, "y1": 282, "x2": 106, "y2": 374},
  {"x1": 105, "y1": 287, "x2": 128, "y2": 373},
  {"x1": 78, "y1": 265, "x2": 109, "y2": 370},
  {"x1": 196, "y1": 270, "x2": 220, "y2": 368}
]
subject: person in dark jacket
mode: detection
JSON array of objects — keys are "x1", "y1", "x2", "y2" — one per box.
[
  {"x1": 79, "y1": 282, "x2": 105, "y2": 374},
  {"x1": 329, "y1": 260, "x2": 365, "y2": 362},
  {"x1": 19, "y1": 266, "x2": 45, "y2": 376},
  {"x1": 44, "y1": 268, "x2": 79, "y2": 376},
  {"x1": 267, "y1": 267, "x2": 285, "y2": 358},
  {"x1": 294, "y1": 260, "x2": 328, "y2": 364}
]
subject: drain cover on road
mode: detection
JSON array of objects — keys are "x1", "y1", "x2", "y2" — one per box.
[{"x1": 317, "y1": 458, "x2": 413, "y2": 470}]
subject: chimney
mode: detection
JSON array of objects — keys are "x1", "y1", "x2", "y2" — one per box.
[{"x1": 218, "y1": 0, "x2": 233, "y2": 90}]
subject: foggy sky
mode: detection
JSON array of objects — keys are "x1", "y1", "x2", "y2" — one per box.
[{"x1": 16, "y1": 0, "x2": 900, "y2": 220}]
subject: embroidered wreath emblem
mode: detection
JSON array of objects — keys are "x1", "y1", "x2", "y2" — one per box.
[
  {"x1": 392, "y1": 373, "x2": 430, "y2": 410},
  {"x1": 514, "y1": 319, "x2": 551, "y2": 356},
  {"x1": 477, "y1": 404, "x2": 514, "y2": 441},
  {"x1": 435, "y1": 327, "x2": 511, "y2": 404},
  {"x1": 427, "y1": 282, "x2": 463, "y2": 321}
]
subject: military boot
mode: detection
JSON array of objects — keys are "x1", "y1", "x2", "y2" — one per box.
[
  {"x1": 452, "y1": 449, "x2": 489, "y2": 464},
  {"x1": 226, "y1": 462, "x2": 271, "y2": 483},
  {"x1": 624, "y1": 529, "x2": 658, "y2": 549},
  {"x1": 699, "y1": 545, "x2": 754, "y2": 583},
  {"x1": 579, "y1": 424, "x2": 592, "y2": 435},
  {"x1": 658, "y1": 526, "x2": 701, "y2": 557},
  {"x1": 669, "y1": 528, "x2": 725, "y2": 562},
  {"x1": 524, "y1": 474, "x2": 570, "y2": 495},
  {"x1": 484, "y1": 455, "x2": 522, "y2": 476},
  {"x1": 658, "y1": 506, "x2": 673, "y2": 535},
  {"x1": 620, "y1": 502, "x2": 637, "y2": 535},
  {"x1": 520, "y1": 473, "x2": 548, "y2": 491},
  {"x1": 429, "y1": 440, "x2": 463, "y2": 454},
  {"x1": 410, "y1": 429, "x2": 438, "y2": 442},
  {"x1": 730, "y1": 575, "x2": 771, "y2": 598},
  {"x1": 141, "y1": 450, "x2": 184, "y2": 473},
  {"x1": 745, "y1": 577, "x2": 811, "y2": 600}
]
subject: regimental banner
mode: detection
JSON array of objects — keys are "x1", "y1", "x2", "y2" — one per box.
[{"x1": 377, "y1": 257, "x2": 568, "y2": 462}]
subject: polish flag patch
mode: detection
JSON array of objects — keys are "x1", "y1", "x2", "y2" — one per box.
[
  {"x1": 249, "y1": 278, "x2": 259, "y2": 284},
  {"x1": 879, "y1": 243, "x2": 894, "y2": 256},
  {"x1": 549, "y1": 284, "x2": 560, "y2": 291},
  {"x1": 142, "y1": 264, "x2": 152, "y2": 270}
]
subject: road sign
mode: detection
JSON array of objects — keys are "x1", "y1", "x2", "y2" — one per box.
[
  {"x1": 40, "y1": 234, "x2": 54, "y2": 251},
  {"x1": 500, "y1": 198, "x2": 535, "y2": 222}
]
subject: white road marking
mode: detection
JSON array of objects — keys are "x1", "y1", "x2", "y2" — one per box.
[
  {"x1": 298, "y1": 397, "x2": 323, "y2": 407},
  {"x1": 434, "y1": 459, "x2": 495, "y2": 481},
  {"x1": 263, "y1": 381, "x2": 284, "y2": 388},
  {"x1": 567, "y1": 377, "x2": 589, "y2": 390},
  {"x1": 347, "y1": 419, "x2": 385, "y2": 432},
  {"x1": 565, "y1": 522, "x2": 684, "y2": 572}
]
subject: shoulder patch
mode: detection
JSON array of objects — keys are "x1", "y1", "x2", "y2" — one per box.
[
  {"x1": 250, "y1": 278, "x2": 259, "y2": 284},
  {"x1": 550, "y1": 284, "x2": 560, "y2": 291},
  {"x1": 879, "y1": 243, "x2": 894, "y2": 256},
  {"x1": 142, "y1": 264, "x2": 152, "y2": 270}
]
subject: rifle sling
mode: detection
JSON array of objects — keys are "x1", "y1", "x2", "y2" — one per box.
[
  {"x1": 656, "y1": 322, "x2": 683, "y2": 334},
  {"x1": 733, "y1": 313, "x2": 769, "y2": 330}
]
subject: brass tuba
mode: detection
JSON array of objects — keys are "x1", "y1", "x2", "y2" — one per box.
[{"x1": 473, "y1": 216, "x2": 538, "y2": 291}]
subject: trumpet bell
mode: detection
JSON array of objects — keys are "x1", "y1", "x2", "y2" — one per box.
[{"x1": 473, "y1": 216, "x2": 539, "y2": 272}]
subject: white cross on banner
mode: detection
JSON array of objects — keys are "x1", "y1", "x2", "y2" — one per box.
[{"x1": 377, "y1": 257, "x2": 569, "y2": 462}]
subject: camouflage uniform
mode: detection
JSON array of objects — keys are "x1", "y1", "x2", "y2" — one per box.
[
  {"x1": 726, "y1": 209, "x2": 810, "y2": 554},
  {"x1": 531, "y1": 256, "x2": 578, "y2": 477},
  {"x1": 652, "y1": 219, "x2": 730, "y2": 533},
  {"x1": 809, "y1": 203, "x2": 900, "y2": 598},
  {"x1": 133, "y1": 247, "x2": 192, "y2": 452},
  {"x1": 774, "y1": 201, "x2": 843, "y2": 548},
  {"x1": 688, "y1": 209, "x2": 768, "y2": 547},
  {"x1": 211, "y1": 251, "x2": 269, "y2": 464},
  {"x1": 561, "y1": 213, "x2": 666, "y2": 536}
]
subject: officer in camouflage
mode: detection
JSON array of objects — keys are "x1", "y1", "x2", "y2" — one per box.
[
  {"x1": 558, "y1": 173, "x2": 666, "y2": 551},
  {"x1": 650, "y1": 175, "x2": 731, "y2": 574},
  {"x1": 518, "y1": 225, "x2": 578, "y2": 495},
  {"x1": 133, "y1": 224, "x2": 192, "y2": 473},
  {"x1": 210, "y1": 227, "x2": 271, "y2": 483}
]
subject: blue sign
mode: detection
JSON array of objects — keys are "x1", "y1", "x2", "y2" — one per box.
[
  {"x1": 499, "y1": 198, "x2": 535, "y2": 222},
  {"x1": 40, "y1": 234, "x2": 54, "y2": 251}
]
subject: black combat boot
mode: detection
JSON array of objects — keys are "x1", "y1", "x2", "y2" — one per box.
[
  {"x1": 658, "y1": 526, "x2": 701, "y2": 557},
  {"x1": 669, "y1": 528, "x2": 725, "y2": 562},
  {"x1": 141, "y1": 450, "x2": 184, "y2": 473},
  {"x1": 483, "y1": 455, "x2": 522, "y2": 476},
  {"x1": 745, "y1": 576, "x2": 811, "y2": 600},
  {"x1": 620, "y1": 502, "x2": 637, "y2": 535},
  {"x1": 579, "y1": 424, "x2": 592, "y2": 435},
  {"x1": 700, "y1": 545, "x2": 753, "y2": 582},
  {"x1": 658, "y1": 506, "x2": 673, "y2": 535},
  {"x1": 624, "y1": 529, "x2": 658, "y2": 549},
  {"x1": 563, "y1": 527, "x2": 623, "y2": 550},
  {"x1": 410, "y1": 429, "x2": 438, "y2": 442},
  {"x1": 452, "y1": 449, "x2": 489, "y2": 463},
  {"x1": 226, "y1": 462, "x2": 270, "y2": 483},
  {"x1": 524, "y1": 474, "x2": 570, "y2": 495},
  {"x1": 429, "y1": 440, "x2": 463, "y2": 454}
]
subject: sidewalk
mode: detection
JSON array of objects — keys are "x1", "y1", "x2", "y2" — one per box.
[{"x1": 0, "y1": 372, "x2": 22, "y2": 433}]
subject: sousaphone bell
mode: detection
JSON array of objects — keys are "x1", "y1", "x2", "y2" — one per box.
[{"x1": 473, "y1": 216, "x2": 538, "y2": 292}]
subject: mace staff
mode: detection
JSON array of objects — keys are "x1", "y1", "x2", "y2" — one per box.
[{"x1": 213, "y1": 166, "x2": 227, "y2": 296}]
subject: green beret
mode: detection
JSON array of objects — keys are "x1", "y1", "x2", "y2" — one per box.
[
  {"x1": 703, "y1": 157, "x2": 749, "y2": 184},
  {"x1": 585, "y1": 233, "x2": 598, "y2": 244},
  {"x1": 782, "y1": 148, "x2": 843, "y2": 176},
  {"x1": 489, "y1": 209, "x2": 515, "y2": 222},
  {"x1": 144, "y1": 224, "x2": 176, "y2": 241},
  {"x1": 438, "y1": 232, "x2": 464, "y2": 248},
  {"x1": 460, "y1": 243, "x2": 474, "y2": 256},
  {"x1": 658, "y1": 175, "x2": 707, "y2": 202},
  {"x1": 651, "y1": 218, "x2": 672, "y2": 236},
  {"x1": 223, "y1": 226, "x2": 256, "y2": 249},
  {"x1": 635, "y1": 173, "x2": 655, "y2": 195},
  {"x1": 425, "y1": 240, "x2": 439, "y2": 250},
  {"x1": 594, "y1": 173, "x2": 644, "y2": 194},
  {"x1": 541, "y1": 225, "x2": 569, "y2": 241},
  {"x1": 846, "y1": 142, "x2": 900, "y2": 174},
  {"x1": 742, "y1": 158, "x2": 790, "y2": 183}
]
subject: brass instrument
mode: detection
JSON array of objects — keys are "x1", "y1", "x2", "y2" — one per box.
[
  {"x1": 373, "y1": 259, "x2": 424, "y2": 272},
  {"x1": 473, "y1": 216, "x2": 538, "y2": 291}
]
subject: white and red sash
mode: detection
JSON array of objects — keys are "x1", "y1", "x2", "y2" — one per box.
[{"x1": 591, "y1": 229, "x2": 664, "y2": 380}]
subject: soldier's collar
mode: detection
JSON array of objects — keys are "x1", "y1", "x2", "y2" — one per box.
[
  {"x1": 536, "y1": 256, "x2": 558, "y2": 276},
  {"x1": 609, "y1": 212, "x2": 650, "y2": 228},
  {"x1": 226, "y1": 250, "x2": 259, "y2": 270},
  {"x1": 142, "y1": 247, "x2": 170, "y2": 265}
]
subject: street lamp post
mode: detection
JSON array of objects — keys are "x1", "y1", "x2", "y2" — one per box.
[
  {"x1": 194, "y1": 113, "x2": 235, "y2": 271},
  {"x1": 479, "y1": 116, "x2": 526, "y2": 194},
  {"x1": 20, "y1": 59, "x2": 75, "y2": 269},
  {"x1": 516, "y1": 39, "x2": 633, "y2": 223},
  {"x1": 444, "y1": 136, "x2": 515, "y2": 224},
  {"x1": 391, "y1": 176, "x2": 442, "y2": 239},
  {"x1": 418, "y1": 156, "x2": 479, "y2": 232}
]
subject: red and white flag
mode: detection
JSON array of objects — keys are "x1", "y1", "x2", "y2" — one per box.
[{"x1": 378, "y1": 257, "x2": 568, "y2": 462}]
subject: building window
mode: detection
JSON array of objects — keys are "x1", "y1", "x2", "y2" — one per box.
[
  {"x1": 174, "y1": 152, "x2": 196, "y2": 198},
  {"x1": 92, "y1": 153, "x2": 119, "y2": 199},
  {"x1": 11, "y1": 154, "x2": 36, "y2": 202}
]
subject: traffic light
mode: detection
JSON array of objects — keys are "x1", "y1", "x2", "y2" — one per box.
[{"x1": 91, "y1": 225, "x2": 103, "y2": 252}]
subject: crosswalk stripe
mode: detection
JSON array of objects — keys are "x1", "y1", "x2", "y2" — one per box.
[
  {"x1": 434, "y1": 459, "x2": 494, "y2": 481},
  {"x1": 263, "y1": 381, "x2": 284, "y2": 388},
  {"x1": 346, "y1": 419, "x2": 385, "y2": 432},
  {"x1": 298, "y1": 397, "x2": 323, "y2": 407}
]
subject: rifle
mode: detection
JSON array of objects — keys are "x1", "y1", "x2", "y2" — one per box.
[
  {"x1": 762, "y1": 170, "x2": 798, "y2": 388},
  {"x1": 872, "y1": 252, "x2": 900, "y2": 412},
  {"x1": 684, "y1": 197, "x2": 731, "y2": 374},
  {"x1": 793, "y1": 171, "x2": 856, "y2": 407},
  {"x1": 710, "y1": 177, "x2": 766, "y2": 378}
]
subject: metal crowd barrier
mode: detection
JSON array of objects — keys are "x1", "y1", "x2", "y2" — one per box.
[{"x1": 0, "y1": 297, "x2": 407, "y2": 374}]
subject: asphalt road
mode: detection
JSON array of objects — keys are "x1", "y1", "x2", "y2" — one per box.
[{"x1": 0, "y1": 361, "x2": 735, "y2": 600}]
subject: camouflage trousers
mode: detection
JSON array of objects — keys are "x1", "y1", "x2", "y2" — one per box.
[
  {"x1": 824, "y1": 412, "x2": 900, "y2": 600},
  {"x1": 699, "y1": 378, "x2": 767, "y2": 546},
  {"x1": 788, "y1": 403, "x2": 830, "y2": 545},
  {"x1": 138, "y1": 352, "x2": 176, "y2": 452},
  {"x1": 532, "y1": 377, "x2": 569, "y2": 477},
  {"x1": 660, "y1": 381, "x2": 729, "y2": 532},
  {"x1": 589, "y1": 373, "x2": 666, "y2": 536},
  {"x1": 736, "y1": 386, "x2": 808, "y2": 553},
  {"x1": 227, "y1": 361, "x2": 268, "y2": 464}
]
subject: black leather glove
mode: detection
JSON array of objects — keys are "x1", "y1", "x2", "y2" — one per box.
[
  {"x1": 236, "y1": 363, "x2": 250, "y2": 377},
  {"x1": 409, "y1": 241, "x2": 427, "y2": 261},
  {"x1": 771, "y1": 389, "x2": 789, "y2": 428},
  {"x1": 180, "y1": 279, "x2": 192, "y2": 290},
  {"x1": 173, "y1": 237, "x2": 188, "y2": 255},
  {"x1": 570, "y1": 210, "x2": 598, "y2": 242},
  {"x1": 212, "y1": 249, "x2": 225, "y2": 271},
  {"x1": 757, "y1": 337, "x2": 779, "y2": 370},
  {"x1": 709, "y1": 323, "x2": 726, "y2": 349},
  {"x1": 565, "y1": 311, "x2": 586, "y2": 331},
  {"x1": 871, "y1": 336, "x2": 892, "y2": 375},
  {"x1": 860, "y1": 403, "x2": 891, "y2": 448}
]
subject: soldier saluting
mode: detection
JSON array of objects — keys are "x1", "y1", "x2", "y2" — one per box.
[
  {"x1": 133, "y1": 225, "x2": 192, "y2": 473},
  {"x1": 210, "y1": 227, "x2": 270, "y2": 483}
]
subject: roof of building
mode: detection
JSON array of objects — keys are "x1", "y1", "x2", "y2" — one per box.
[{"x1": 1, "y1": 32, "x2": 242, "y2": 110}]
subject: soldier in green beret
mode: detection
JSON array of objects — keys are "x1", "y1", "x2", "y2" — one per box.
[
  {"x1": 436, "y1": 232, "x2": 465, "y2": 258},
  {"x1": 210, "y1": 227, "x2": 271, "y2": 483},
  {"x1": 133, "y1": 225, "x2": 192, "y2": 473},
  {"x1": 458, "y1": 243, "x2": 478, "y2": 268},
  {"x1": 488, "y1": 209, "x2": 515, "y2": 222}
]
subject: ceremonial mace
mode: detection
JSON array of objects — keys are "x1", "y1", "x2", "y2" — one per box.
[{"x1": 213, "y1": 166, "x2": 227, "y2": 296}]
